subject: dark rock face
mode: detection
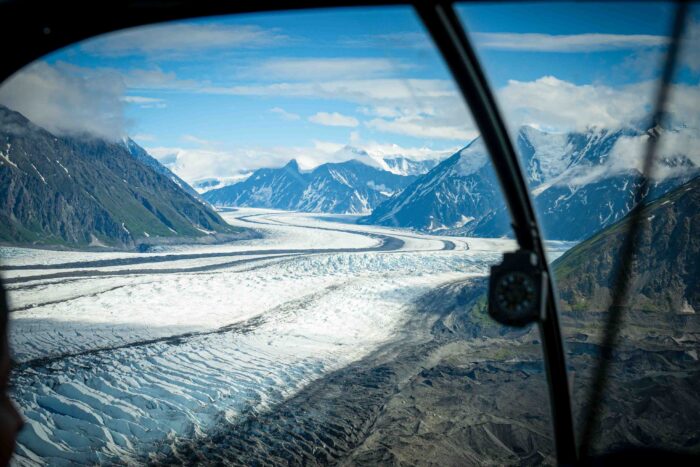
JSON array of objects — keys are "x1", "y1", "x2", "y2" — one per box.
[
  {"x1": 203, "y1": 159, "x2": 416, "y2": 214},
  {"x1": 0, "y1": 105, "x2": 237, "y2": 249},
  {"x1": 363, "y1": 126, "x2": 698, "y2": 241},
  {"x1": 554, "y1": 175, "x2": 700, "y2": 314}
]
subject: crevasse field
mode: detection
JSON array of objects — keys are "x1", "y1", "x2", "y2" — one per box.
[{"x1": 3, "y1": 209, "x2": 533, "y2": 465}]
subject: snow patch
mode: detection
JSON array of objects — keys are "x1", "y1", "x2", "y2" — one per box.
[
  {"x1": 30, "y1": 163, "x2": 47, "y2": 184},
  {"x1": 56, "y1": 159, "x2": 70, "y2": 175},
  {"x1": 0, "y1": 143, "x2": 18, "y2": 169}
]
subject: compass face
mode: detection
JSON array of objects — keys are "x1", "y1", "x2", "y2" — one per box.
[{"x1": 494, "y1": 271, "x2": 536, "y2": 318}]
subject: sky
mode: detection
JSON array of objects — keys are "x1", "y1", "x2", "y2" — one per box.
[{"x1": 0, "y1": 2, "x2": 697, "y2": 185}]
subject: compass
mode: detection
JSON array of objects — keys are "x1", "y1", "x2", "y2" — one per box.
[{"x1": 488, "y1": 250, "x2": 547, "y2": 327}]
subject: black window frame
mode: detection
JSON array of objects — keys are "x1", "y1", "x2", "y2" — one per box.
[{"x1": 0, "y1": 1, "x2": 692, "y2": 464}]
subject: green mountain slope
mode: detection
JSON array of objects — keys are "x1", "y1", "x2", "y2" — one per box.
[
  {"x1": 0, "y1": 105, "x2": 246, "y2": 249},
  {"x1": 554, "y1": 175, "x2": 699, "y2": 313}
]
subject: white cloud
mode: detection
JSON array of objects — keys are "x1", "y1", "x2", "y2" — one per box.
[
  {"x1": 309, "y1": 112, "x2": 359, "y2": 127},
  {"x1": 498, "y1": 76, "x2": 700, "y2": 135},
  {"x1": 299, "y1": 138, "x2": 456, "y2": 171},
  {"x1": 366, "y1": 116, "x2": 475, "y2": 141},
  {"x1": 346, "y1": 30, "x2": 670, "y2": 53},
  {"x1": 350, "y1": 139, "x2": 458, "y2": 161},
  {"x1": 498, "y1": 76, "x2": 653, "y2": 132},
  {"x1": 81, "y1": 23, "x2": 287, "y2": 57},
  {"x1": 608, "y1": 129, "x2": 700, "y2": 178},
  {"x1": 505, "y1": 77, "x2": 700, "y2": 185},
  {"x1": 202, "y1": 78, "x2": 470, "y2": 141},
  {"x1": 239, "y1": 58, "x2": 410, "y2": 81},
  {"x1": 617, "y1": 19, "x2": 700, "y2": 79},
  {"x1": 122, "y1": 67, "x2": 201, "y2": 90},
  {"x1": 358, "y1": 105, "x2": 402, "y2": 118},
  {"x1": 472, "y1": 32, "x2": 668, "y2": 52},
  {"x1": 0, "y1": 61, "x2": 127, "y2": 140},
  {"x1": 200, "y1": 78, "x2": 457, "y2": 101},
  {"x1": 122, "y1": 95, "x2": 167, "y2": 108},
  {"x1": 270, "y1": 107, "x2": 300, "y2": 121},
  {"x1": 181, "y1": 134, "x2": 217, "y2": 146},
  {"x1": 146, "y1": 144, "x2": 325, "y2": 182},
  {"x1": 340, "y1": 32, "x2": 432, "y2": 50},
  {"x1": 147, "y1": 146, "x2": 244, "y2": 183}
]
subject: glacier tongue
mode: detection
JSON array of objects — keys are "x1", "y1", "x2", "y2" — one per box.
[{"x1": 8, "y1": 209, "x2": 512, "y2": 465}]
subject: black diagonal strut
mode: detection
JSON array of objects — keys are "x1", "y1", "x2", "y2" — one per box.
[
  {"x1": 578, "y1": 2, "x2": 689, "y2": 459},
  {"x1": 415, "y1": 1, "x2": 577, "y2": 464}
]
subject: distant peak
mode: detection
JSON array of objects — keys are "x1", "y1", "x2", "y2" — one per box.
[
  {"x1": 341, "y1": 158, "x2": 367, "y2": 166},
  {"x1": 284, "y1": 159, "x2": 300, "y2": 171}
]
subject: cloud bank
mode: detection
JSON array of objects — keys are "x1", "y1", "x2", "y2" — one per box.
[
  {"x1": 309, "y1": 112, "x2": 359, "y2": 127},
  {"x1": 1, "y1": 58, "x2": 697, "y2": 185},
  {"x1": 81, "y1": 23, "x2": 287, "y2": 58},
  {"x1": 472, "y1": 32, "x2": 668, "y2": 52},
  {"x1": 0, "y1": 62, "x2": 127, "y2": 140}
]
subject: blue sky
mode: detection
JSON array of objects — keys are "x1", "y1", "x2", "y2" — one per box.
[{"x1": 0, "y1": 2, "x2": 697, "y2": 184}]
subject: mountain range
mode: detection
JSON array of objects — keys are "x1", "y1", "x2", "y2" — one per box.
[
  {"x1": 363, "y1": 125, "x2": 698, "y2": 241},
  {"x1": 203, "y1": 158, "x2": 417, "y2": 214},
  {"x1": 0, "y1": 105, "x2": 245, "y2": 250},
  {"x1": 5, "y1": 100, "x2": 695, "y2": 248}
]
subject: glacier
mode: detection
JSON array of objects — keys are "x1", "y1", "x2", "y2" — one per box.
[{"x1": 3, "y1": 209, "x2": 541, "y2": 464}]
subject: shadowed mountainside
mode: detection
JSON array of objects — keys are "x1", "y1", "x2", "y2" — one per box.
[
  {"x1": 0, "y1": 105, "x2": 250, "y2": 249},
  {"x1": 554, "y1": 175, "x2": 699, "y2": 313}
]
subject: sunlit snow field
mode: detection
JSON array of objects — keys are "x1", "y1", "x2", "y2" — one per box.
[{"x1": 3, "y1": 209, "x2": 571, "y2": 465}]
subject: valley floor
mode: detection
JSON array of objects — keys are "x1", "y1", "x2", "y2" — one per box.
[
  {"x1": 4, "y1": 210, "x2": 698, "y2": 465},
  {"x1": 3, "y1": 209, "x2": 522, "y2": 465}
]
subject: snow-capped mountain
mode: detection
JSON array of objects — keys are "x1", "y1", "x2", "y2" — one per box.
[
  {"x1": 203, "y1": 159, "x2": 417, "y2": 214},
  {"x1": 382, "y1": 156, "x2": 442, "y2": 176},
  {"x1": 363, "y1": 125, "x2": 699, "y2": 241},
  {"x1": 329, "y1": 144, "x2": 447, "y2": 176},
  {"x1": 362, "y1": 139, "x2": 503, "y2": 232}
]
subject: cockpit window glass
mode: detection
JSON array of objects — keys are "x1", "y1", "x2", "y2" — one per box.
[
  {"x1": 0, "y1": 6, "x2": 563, "y2": 464},
  {"x1": 458, "y1": 1, "x2": 700, "y2": 455}
]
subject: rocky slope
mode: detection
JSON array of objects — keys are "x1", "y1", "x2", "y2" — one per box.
[
  {"x1": 203, "y1": 159, "x2": 416, "y2": 214},
  {"x1": 0, "y1": 105, "x2": 243, "y2": 249},
  {"x1": 553, "y1": 175, "x2": 700, "y2": 314}
]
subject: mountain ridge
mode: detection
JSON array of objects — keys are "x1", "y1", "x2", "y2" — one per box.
[
  {"x1": 202, "y1": 157, "x2": 418, "y2": 214},
  {"x1": 0, "y1": 105, "x2": 250, "y2": 250},
  {"x1": 362, "y1": 124, "x2": 698, "y2": 241}
]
